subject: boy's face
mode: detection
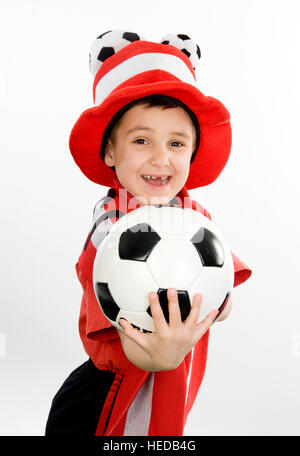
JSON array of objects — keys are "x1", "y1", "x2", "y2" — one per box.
[{"x1": 104, "y1": 104, "x2": 196, "y2": 205}]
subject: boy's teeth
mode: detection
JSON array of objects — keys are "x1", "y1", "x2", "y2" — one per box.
[{"x1": 143, "y1": 175, "x2": 169, "y2": 183}]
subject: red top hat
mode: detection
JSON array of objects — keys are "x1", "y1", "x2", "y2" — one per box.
[{"x1": 69, "y1": 30, "x2": 232, "y2": 189}]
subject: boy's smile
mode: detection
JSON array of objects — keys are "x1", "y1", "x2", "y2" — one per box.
[{"x1": 104, "y1": 103, "x2": 196, "y2": 205}]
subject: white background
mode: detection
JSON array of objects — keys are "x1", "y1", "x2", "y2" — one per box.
[{"x1": 1, "y1": 0, "x2": 299, "y2": 436}]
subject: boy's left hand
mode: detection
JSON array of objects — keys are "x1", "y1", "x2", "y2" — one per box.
[{"x1": 119, "y1": 288, "x2": 218, "y2": 371}]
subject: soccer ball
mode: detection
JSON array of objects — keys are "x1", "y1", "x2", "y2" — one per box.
[
  {"x1": 93, "y1": 205, "x2": 234, "y2": 333},
  {"x1": 160, "y1": 33, "x2": 201, "y2": 70},
  {"x1": 89, "y1": 30, "x2": 145, "y2": 77}
]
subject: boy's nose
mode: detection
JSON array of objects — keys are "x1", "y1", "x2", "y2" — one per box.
[{"x1": 150, "y1": 147, "x2": 170, "y2": 166}]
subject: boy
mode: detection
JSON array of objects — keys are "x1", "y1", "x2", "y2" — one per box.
[{"x1": 45, "y1": 31, "x2": 251, "y2": 436}]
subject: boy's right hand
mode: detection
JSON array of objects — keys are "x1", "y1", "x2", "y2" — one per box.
[{"x1": 119, "y1": 289, "x2": 218, "y2": 371}]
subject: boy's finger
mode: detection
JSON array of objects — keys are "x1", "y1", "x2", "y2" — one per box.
[
  {"x1": 148, "y1": 291, "x2": 168, "y2": 333},
  {"x1": 167, "y1": 288, "x2": 182, "y2": 327},
  {"x1": 194, "y1": 309, "x2": 219, "y2": 338},
  {"x1": 184, "y1": 293, "x2": 202, "y2": 327},
  {"x1": 119, "y1": 318, "x2": 149, "y2": 349}
]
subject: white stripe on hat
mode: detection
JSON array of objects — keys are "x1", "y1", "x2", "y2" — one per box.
[{"x1": 94, "y1": 52, "x2": 197, "y2": 106}]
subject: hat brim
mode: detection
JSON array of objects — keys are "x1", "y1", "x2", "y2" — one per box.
[{"x1": 69, "y1": 75, "x2": 231, "y2": 189}]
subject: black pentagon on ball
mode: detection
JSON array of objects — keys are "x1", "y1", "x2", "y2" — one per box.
[
  {"x1": 161, "y1": 40, "x2": 169, "y2": 45},
  {"x1": 196, "y1": 44, "x2": 201, "y2": 59},
  {"x1": 95, "y1": 282, "x2": 120, "y2": 321},
  {"x1": 97, "y1": 31, "x2": 112, "y2": 39},
  {"x1": 147, "y1": 289, "x2": 191, "y2": 323},
  {"x1": 122, "y1": 32, "x2": 140, "y2": 42},
  {"x1": 191, "y1": 227, "x2": 224, "y2": 267},
  {"x1": 97, "y1": 46, "x2": 115, "y2": 62},
  {"x1": 177, "y1": 34, "x2": 190, "y2": 41},
  {"x1": 119, "y1": 223, "x2": 161, "y2": 262},
  {"x1": 181, "y1": 48, "x2": 191, "y2": 59}
]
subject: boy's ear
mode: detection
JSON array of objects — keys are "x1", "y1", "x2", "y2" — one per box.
[{"x1": 104, "y1": 139, "x2": 115, "y2": 167}]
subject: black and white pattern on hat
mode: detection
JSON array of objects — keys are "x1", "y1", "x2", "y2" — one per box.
[
  {"x1": 89, "y1": 30, "x2": 145, "y2": 77},
  {"x1": 159, "y1": 33, "x2": 201, "y2": 70}
]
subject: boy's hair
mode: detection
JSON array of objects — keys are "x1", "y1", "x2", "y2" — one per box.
[{"x1": 101, "y1": 94, "x2": 200, "y2": 168}]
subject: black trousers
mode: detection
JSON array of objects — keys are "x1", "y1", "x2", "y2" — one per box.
[{"x1": 45, "y1": 359, "x2": 116, "y2": 436}]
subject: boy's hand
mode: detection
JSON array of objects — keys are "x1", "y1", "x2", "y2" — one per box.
[{"x1": 119, "y1": 288, "x2": 218, "y2": 371}]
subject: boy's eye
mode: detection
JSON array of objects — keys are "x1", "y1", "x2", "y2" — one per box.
[{"x1": 134, "y1": 139, "x2": 184, "y2": 146}]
